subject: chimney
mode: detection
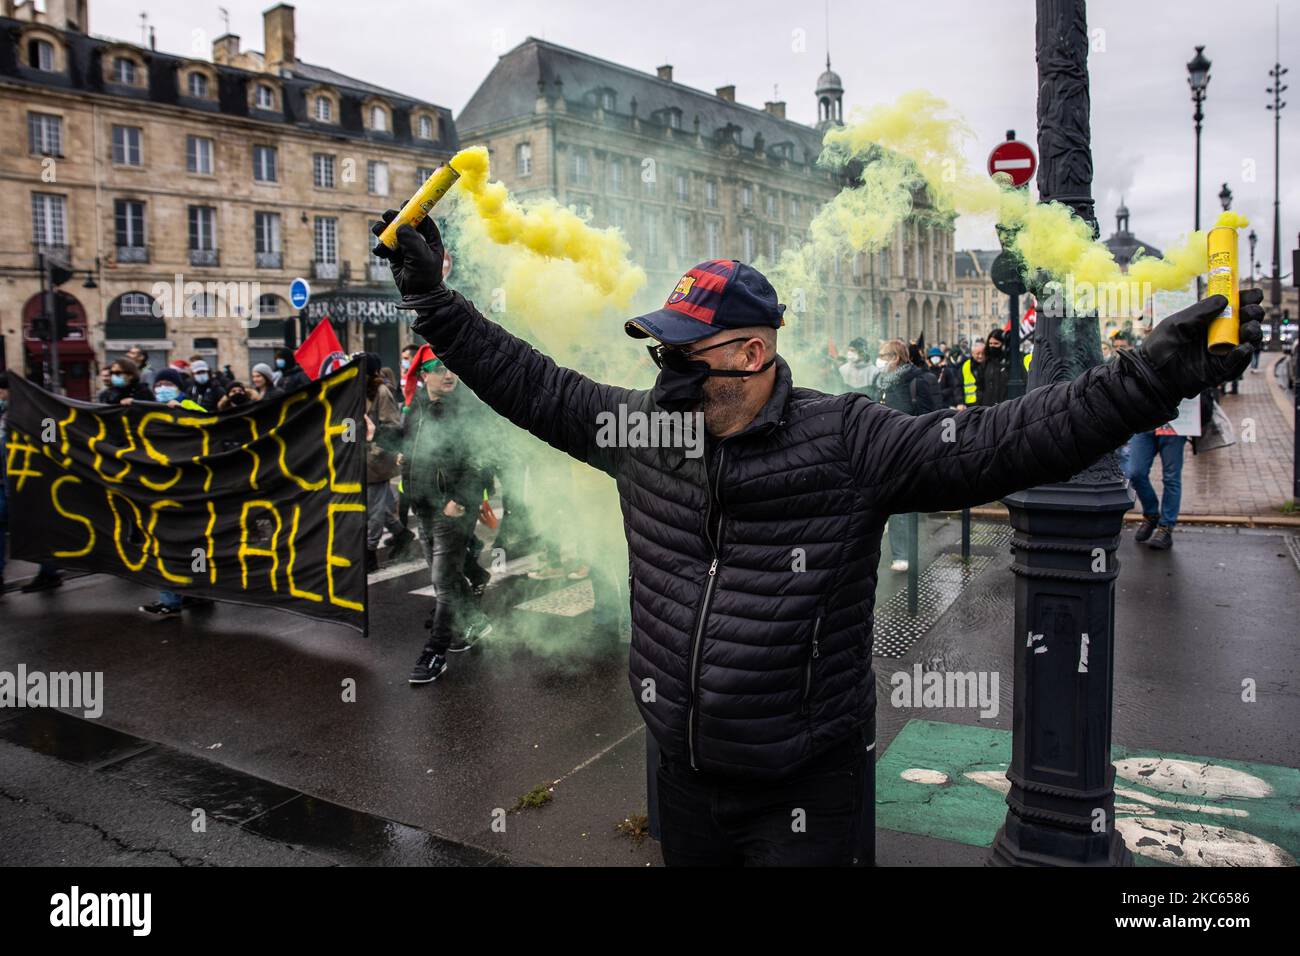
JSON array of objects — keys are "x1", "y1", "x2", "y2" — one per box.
[
  {"x1": 657, "y1": 64, "x2": 673, "y2": 82},
  {"x1": 213, "y1": 33, "x2": 241, "y2": 65},
  {"x1": 764, "y1": 101, "x2": 786, "y2": 119},
  {"x1": 264, "y1": 3, "x2": 296, "y2": 70},
  {"x1": 715, "y1": 84, "x2": 734, "y2": 102}
]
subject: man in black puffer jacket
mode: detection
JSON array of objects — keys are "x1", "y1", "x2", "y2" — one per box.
[{"x1": 373, "y1": 212, "x2": 1263, "y2": 866}]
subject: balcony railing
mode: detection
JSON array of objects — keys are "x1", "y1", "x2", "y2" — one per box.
[
  {"x1": 313, "y1": 261, "x2": 339, "y2": 280},
  {"x1": 189, "y1": 248, "x2": 219, "y2": 267},
  {"x1": 116, "y1": 245, "x2": 148, "y2": 263},
  {"x1": 33, "y1": 243, "x2": 70, "y2": 267},
  {"x1": 256, "y1": 251, "x2": 283, "y2": 269}
]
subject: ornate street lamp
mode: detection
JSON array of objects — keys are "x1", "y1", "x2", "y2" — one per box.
[{"x1": 1218, "y1": 182, "x2": 1232, "y2": 211}]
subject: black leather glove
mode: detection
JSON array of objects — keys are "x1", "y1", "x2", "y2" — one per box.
[
  {"x1": 1132, "y1": 287, "x2": 1264, "y2": 400},
  {"x1": 370, "y1": 210, "x2": 447, "y2": 310}
]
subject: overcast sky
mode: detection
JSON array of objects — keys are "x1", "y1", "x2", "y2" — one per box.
[{"x1": 92, "y1": 0, "x2": 1296, "y2": 267}]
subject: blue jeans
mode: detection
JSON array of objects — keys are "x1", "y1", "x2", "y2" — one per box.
[
  {"x1": 1126, "y1": 432, "x2": 1186, "y2": 529},
  {"x1": 887, "y1": 513, "x2": 913, "y2": 562}
]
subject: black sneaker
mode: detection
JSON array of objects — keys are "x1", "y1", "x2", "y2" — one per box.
[
  {"x1": 449, "y1": 617, "x2": 493, "y2": 653},
  {"x1": 388, "y1": 528, "x2": 418, "y2": 562},
  {"x1": 139, "y1": 601, "x2": 183, "y2": 616},
  {"x1": 409, "y1": 650, "x2": 447, "y2": 683},
  {"x1": 1134, "y1": 517, "x2": 1159, "y2": 542},
  {"x1": 20, "y1": 571, "x2": 63, "y2": 593},
  {"x1": 1147, "y1": 526, "x2": 1174, "y2": 551}
]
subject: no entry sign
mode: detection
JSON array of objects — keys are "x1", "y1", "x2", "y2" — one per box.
[{"x1": 987, "y1": 139, "x2": 1037, "y2": 188}]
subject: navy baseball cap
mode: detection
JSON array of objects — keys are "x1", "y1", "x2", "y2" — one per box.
[{"x1": 624, "y1": 259, "x2": 786, "y2": 345}]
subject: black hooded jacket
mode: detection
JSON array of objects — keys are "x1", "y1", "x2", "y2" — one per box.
[
  {"x1": 402, "y1": 384, "x2": 495, "y2": 512},
  {"x1": 412, "y1": 290, "x2": 1179, "y2": 780}
]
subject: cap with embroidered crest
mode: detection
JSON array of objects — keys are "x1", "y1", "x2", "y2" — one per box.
[{"x1": 624, "y1": 259, "x2": 785, "y2": 346}]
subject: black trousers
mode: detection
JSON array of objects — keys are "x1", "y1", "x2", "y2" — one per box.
[
  {"x1": 655, "y1": 723, "x2": 875, "y2": 867},
  {"x1": 416, "y1": 509, "x2": 478, "y2": 656}
]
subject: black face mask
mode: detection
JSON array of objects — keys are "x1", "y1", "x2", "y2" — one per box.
[{"x1": 652, "y1": 356, "x2": 775, "y2": 412}]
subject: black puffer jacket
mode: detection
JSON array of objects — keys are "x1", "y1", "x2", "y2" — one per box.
[{"x1": 413, "y1": 291, "x2": 1179, "y2": 780}]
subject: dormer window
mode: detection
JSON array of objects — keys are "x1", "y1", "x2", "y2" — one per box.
[
  {"x1": 417, "y1": 114, "x2": 433, "y2": 139},
  {"x1": 370, "y1": 104, "x2": 389, "y2": 132},
  {"x1": 112, "y1": 56, "x2": 136, "y2": 85},
  {"x1": 600, "y1": 90, "x2": 615, "y2": 111},
  {"x1": 29, "y1": 39, "x2": 55, "y2": 71},
  {"x1": 187, "y1": 72, "x2": 209, "y2": 98},
  {"x1": 315, "y1": 95, "x2": 333, "y2": 122},
  {"x1": 255, "y1": 84, "x2": 275, "y2": 110}
]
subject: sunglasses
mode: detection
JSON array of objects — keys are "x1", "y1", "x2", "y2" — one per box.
[{"x1": 647, "y1": 337, "x2": 749, "y2": 371}]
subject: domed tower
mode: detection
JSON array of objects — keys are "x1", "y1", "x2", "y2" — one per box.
[{"x1": 816, "y1": 54, "x2": 843, "y2": 131}]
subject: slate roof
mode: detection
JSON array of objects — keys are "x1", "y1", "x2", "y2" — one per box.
[
  {"x1": 459, "y1": 37, "x2": 826, "y2": 164},
  {"x1": 954, "y1": 249, "x2": 999, "y2": 278}
]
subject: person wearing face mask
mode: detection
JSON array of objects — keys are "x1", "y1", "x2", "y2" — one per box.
[
  {"x1": 977, "y1": 327, "x2": 1012, "y2": 405},
  {"x1": 187, "y1": 359, "x2": 226, "y2": 411},
  {"x1": 374, "y1": 210, "x2": 1263, "y2": 867},
  {"x1": 97, "y1": 357, "x2": 152, "y2": 405},
  {"x1": 217, "y1": 382, "x2": 252, "y2": 411},
  {"x1": 273, "y1": 347, "x2": 311, "y2": 395},
  {"x1": 838, "y1": 337, "x2": 875, "y2": 393},
  {"x1": 873, "y1": 339, "x2": 939, "y2": 572}
]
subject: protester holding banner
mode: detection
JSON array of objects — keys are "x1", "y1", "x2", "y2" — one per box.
[
  {"x1": 403, "y1": 354, "x2": 496, "y2": 681},
  {"x1": 97, "y1": 357, "x2": 152, "y2": 405},
  {"x1": 0, "y1": 371, "x2": 63, "y2": 597},
  {"x1": 274, "y1": 348, "x2": 312, "y2": 395},
  {"x1": 188, "y1": 360, "x2": 226, "y2": 412}
]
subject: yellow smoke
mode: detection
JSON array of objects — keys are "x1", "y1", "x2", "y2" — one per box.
[{"x1": 774, "y1": 90, "x2": 1223, "y2": 327}]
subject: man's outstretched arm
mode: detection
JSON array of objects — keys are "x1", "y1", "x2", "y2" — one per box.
[
  {"x1": 846, "y1": 290, "x2": 1265, "y2": 514},
  {"x1": 373, "y1": 211, "x2": 632, "y2": 475}
]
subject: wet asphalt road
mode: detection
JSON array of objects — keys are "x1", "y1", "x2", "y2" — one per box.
[{"x1": 1, "y1": 517, "x2": 1296, "y2": 866}]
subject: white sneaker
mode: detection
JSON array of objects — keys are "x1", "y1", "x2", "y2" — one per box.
[{"x1": 890, "y1": 560, "x2": 909, "y2": 572}]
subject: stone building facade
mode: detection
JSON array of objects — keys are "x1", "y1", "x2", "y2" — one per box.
[
  {"x1": 456, "y1": 39, "x2": 956, "y2": 350},
  {"x1": 0, "y1": 1, "x2": 456, "y2": 396}
]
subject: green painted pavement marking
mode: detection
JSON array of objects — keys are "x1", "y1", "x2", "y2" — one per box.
[{"x1": 876, "y1": 719, "x2": 1299, "y2": 866}]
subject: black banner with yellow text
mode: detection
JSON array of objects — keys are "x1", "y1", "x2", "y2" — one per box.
[{"x1": 4, "y1": 366, "x2": 368, "y2": 633}]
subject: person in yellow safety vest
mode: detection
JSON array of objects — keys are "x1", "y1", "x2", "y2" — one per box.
[{"x1": 960, "y1": 340, "x2": 985, "y2": 406}]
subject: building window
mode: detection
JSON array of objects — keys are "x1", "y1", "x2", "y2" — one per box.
[
  {"x1": 667, "y1": 110, "x2": 682, "y2": 130},
  {"x1": 29, "y1": 38, "x2": 56, "y2": 72},
  {"x1": 188, "y1": 206, "x2": 217, "y2": 251},
  {"x1": 516, "y1": 142, "x2": 532, "y2": 177},
  {"x1": 112, "y1": 56, "x2": 137, "y2": 85},
  {"x1": 608, "y1": 206, "x2": 624, "y2": 231},
  {"x1": 600, "y1": 90, "x2": 615, "y2": 111},
  {"x1": 674, "y1": 173, "x2": 688, "y2": 203},
  {"x1": 742, "y1": 226, "x2": 755, "y2": 262},
  {"x1": 254, "y1": 211, "x2": 282, "y2": 267},
  {"x1": 608, "y1": 159, "x2": 624, "y2": 193},
  {"x1": 370, "y1": 104, "x2": 388, "y2": 131},
  {"x1": 114, "y1": 199, "x2": 146, "y2": 250},
  {"x1": 569, "y1": 151, "x2": 589, "y2": 186},
  {"x1": 314, "y1": 216, "x2": 338, "y2": 264},
  {"x1": 120, "y1": 292, "x2": 152, "y2": 316},
  {"x1": 765, "y1": 193, "x2": 776, "y2": 218},
  {"x1": 252, "y1": 145, "x2": 277, "y2": 183},
  {"x1": 31, "y1": 192, "x2": 67, "y2": 248},
  {"x1": 705, "y1": 180, "x2": 718, "y2": 209},
  {"x1": 768, "y1": 230, "x2": 779, "y2": 260},
  {"x1": 313, "y1": 153, "x2": 336, "y2": 189},
  {"x1": 417, "y1": 115, "x2": 434, "y2": 139},
  {"x1": 187, "y1": 72, "x2": 209, "y2": 98},
  {"x1": 644, "y1": 211, "x2": 660, "y2": 259},
  {"x1": 112, "y1": 125, "x2": 142, "y2": 165},
  {"x1": 255, "y1": 84, "x2": 275, "y2": 110},
  {"x1": 314, "y1": 95, "x2": 333, "y2": 122},
  {"x1": 706, "y1": 219, "x2": 721, "y2": 258},
  {"x1": 741, "y1": 184, "x2": 753, "y2": 209},
  {"x1": 415, "y1": 165, "x2": 435, "y2": 186},
  {"x1": 368, "y1": 161, "x2": 389, "y2": 196},
  {"x1": 28, "y1": 112, "x2": 63, "y2": 156},
  {"x1": 791, "y1": 197, "x2": 800, "y2": 220},
  {"x1": 675, "y1": 216, "x2": 690, "y2": 259},
  {"x1": 186, "y1": 135, "x2": 214, "y2": 175}
]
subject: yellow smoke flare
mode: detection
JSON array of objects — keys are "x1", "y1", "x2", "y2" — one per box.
[{"x1": 450, "y1": 145, "x2": 645, "y2": 308}]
